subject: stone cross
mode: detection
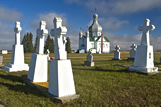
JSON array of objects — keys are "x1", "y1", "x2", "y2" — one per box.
[
  {"x1": 14, "y1": 21, "x2": 22, "y2": 45},
  {"x1": 36, "y1": 21, "x2": 48, "y2": 54},
  {"x1": 130, "y1": 43, "x2": 137, "y2": 50},
  {"x1": 138, "y1": 19, "x2": 155, "y2": 46},
  {"x1": 50, "y1": 17, "x2": 67, "y2": 60},
  {"x1": 87, "y1": 49, "x2": 93, "y2": 62},
  {"x1": 115, "y1": 45, "x2": 120, "y2": 52}
]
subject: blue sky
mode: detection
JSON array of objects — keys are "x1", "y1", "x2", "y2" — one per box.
[{"x1": 0, "y1": 0, "x2": 161, "y2": 50}]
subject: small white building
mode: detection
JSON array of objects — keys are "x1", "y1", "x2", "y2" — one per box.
[
  {"x1": 78, "y1": 12, "x2": 110, "y2": 53},
  {"x1": 1, "y1": 50, "x2": 8, "y2": 54}
]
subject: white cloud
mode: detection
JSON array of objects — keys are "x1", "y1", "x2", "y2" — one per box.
[
  {"x1": 0, "y1": 7, "x2": 22, "y2": 23},
  {"x1": 99, "y1": 18, "x2": 129, "y2": 30},
  {"x1": 0, "y1": 7, "x2": 22, "y2": 50},
  {"x1": 29, "y1": 12, "x2": 67, "y2": 33},
  {"x1": 65, "y1": 0, "x2": 161, "y2": 15}
]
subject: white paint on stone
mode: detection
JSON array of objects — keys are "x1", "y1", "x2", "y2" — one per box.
[
  {"x1": 130, "y1": 43, "x2": 137, "y2": 59},
  {"x1": 27, "y1": 21, "x2": 48, "y2": 82},
  {"x1": 48, "y1": 17, "x2": 76, "y2": 97},
  {"x1": 4, "y1": 21, "x2": 29, "y2": 72},
  {"x1": 129, "y1": 19, "x2": 158, "y2": 73}
]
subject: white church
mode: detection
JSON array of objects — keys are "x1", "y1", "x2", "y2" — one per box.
[{"x1": 78, "y1": 12, "x2": 110, "y2": 53}]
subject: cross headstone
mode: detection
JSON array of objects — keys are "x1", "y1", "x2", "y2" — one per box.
[
  {"x1": 85, "y1": 49, "x2": 94, "y2": 66},
  {"x1": 130, "y1": 43, "x2": 137, "y2": 59},
  {"x1": 14, "y1": 21, "x2": 22, "y2": 45},
  {"x1": 129, "y1": 18, "x2": 158, "y2": 73},
  {"x1": 36, "y1": 21, "x2": 48, "y2": 54},
  {"x1": 27, "y1": 21, "x2": 48, "y2": 82},
  {"x1": 50, "y1": 17, "x2": 67, "y2": 60},
  {"x1": 46, "y1": 49, "x2": 50, "y2": 60},
  {"x1": 113, "y1": 45, "x2": 121, "y2": 60},
  {"x1": 48, "y1": 17, "x2": 77, "y2": 99},
  {"x1": 4, "y1": 21, "x2": 29, "y2": 72},
  {"x1": 138, "y1": 19, "x2": 155, "y2": 46}
]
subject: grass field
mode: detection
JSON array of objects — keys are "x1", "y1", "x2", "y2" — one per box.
[{"x1": 0, "y1": 52, "x2": 161, "y2": 106}]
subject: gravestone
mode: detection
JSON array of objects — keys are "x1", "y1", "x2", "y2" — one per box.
[
  {"x1": 2, "y1": 50, "x2": 7, "y2": 54},
  {"x1": 84, "y1": 49, "x2": 94, "y2": 66},
  {"x1": 128, "y1": 43, "x2": 137, "y2": 60},
  {"x1": 129, "y1": 19, "x2": 158, "y2": 73},
  {"x1": 48, "y1": 17, "x2": 76, "y2": 97},
  {"x1": 0, "y1": 56, "x2": 3, "y2": 67},
  {"x1": 27, "y1": 21, "x2": 48, "y2": 82},
  {"x1": 4, "y1": 21, "x2": 29, "y2": 72},
  {"x1": 112, "y1": 45, "x2": 121, "y2": 60},
  {"x1": 46, "y1": 49, "x2": 50, "y2": 61}
]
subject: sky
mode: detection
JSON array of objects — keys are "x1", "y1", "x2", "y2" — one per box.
[{"x1": 0, "y1": 0, "x2": 161, "y2": 50}]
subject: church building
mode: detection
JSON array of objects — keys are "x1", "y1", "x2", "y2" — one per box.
[{"x1": 78, "y1": 12, "x2": 110, "y2": 53}]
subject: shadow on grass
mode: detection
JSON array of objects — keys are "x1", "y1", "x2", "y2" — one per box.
[{"x1": 0, "y1": 74, "x2": 48, "y2": 98}]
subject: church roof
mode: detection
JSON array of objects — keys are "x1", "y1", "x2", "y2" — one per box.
[
  {"x1": 89, "y1": 12, "x2": 102, "y2": 32},
  {"x1": 95, "y1": 36, "x2": 110, "y2": 42}
]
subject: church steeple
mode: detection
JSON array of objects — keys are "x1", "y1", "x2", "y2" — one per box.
[{"x1": 89, "y1": 9, "x2": 102, "y2": 37}]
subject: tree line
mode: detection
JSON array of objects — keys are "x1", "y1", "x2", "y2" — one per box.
[{"x1": 22, "y1": 32, "x2": 71, "y2": 53}]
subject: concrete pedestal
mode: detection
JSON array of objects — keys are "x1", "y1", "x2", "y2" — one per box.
[
  {"x1": 84, "y1": 61, "x2": 94, "y2": 66},
  {"x1": 27, "y1": 53, "x2": 48, "y2": 82},
  {"x1": 129, "y1": 45, "x2": 158, "y2": 73},
  {"x1": 113, "y1": 51, "x2": 120, "y2": 60},
  {"x1": 4, "y1": 45, "x2": 29, "y2": 72},
  {"x1": 48, "y1": 59, "x2": 76, "y2": 97}
]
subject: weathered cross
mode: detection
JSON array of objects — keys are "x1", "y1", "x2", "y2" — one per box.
[
  {"x1": 50, "y1": 17, "x2": 67, "y2": 60},
  {"x1": 130, "y1": 43, "x2": 137, "y2": 50},
  {"x1": 36, "y1": 21, "x2": 48, "y2": 54},
  {"x1": 138, "y1": 18, "x2": 155, "y2": 46},
  {"x1": 115, "y1": 45, "x2": 120, "y2": 51},
  {"x1": 14, "y1": 21, "x2": 22, "y2": 45}
]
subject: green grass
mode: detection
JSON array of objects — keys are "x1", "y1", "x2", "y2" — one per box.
[{"x1": 0, "y1": 52, "x2": 161, "y2": 106}]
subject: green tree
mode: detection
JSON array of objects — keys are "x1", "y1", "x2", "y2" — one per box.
[
  {"x1": 34, "y1": 35, "x2": 38, "y2": 52},
  {"x1": 44, "y1": 35, "x2": 54, "y2": 53},
  {"x1": 22, "y1": 32, "x2": 34, "y2": 53},
  {"x1": 66, "y1": 37, "x2": 71, "y2": 53}
]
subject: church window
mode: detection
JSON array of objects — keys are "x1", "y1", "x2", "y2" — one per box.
[{"x1": 106, "y1": 44, "x2": 108, "y2": 48}]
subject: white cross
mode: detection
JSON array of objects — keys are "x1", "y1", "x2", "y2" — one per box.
[
  {"x1": 50, "y1": 17, "x2": 67, "y2": 60},
  {"x1": 115, "y1": 45, "x2": 120, "y2": 51},
  {"x1": 14, "y1": 21, "x2": 22, "y2": 45},
  {"x1": 130, "y1": 43, "x2": 137, "y2": 50},
  {"x1": 138, "y1": 18, "x2": 155, "y2": 46},
  {"x1": 36, "y1": 21, "x2": 48, "y2": 54},
  {"x1": 50, "y1": 17, "x2": 67, "y2": 37}
]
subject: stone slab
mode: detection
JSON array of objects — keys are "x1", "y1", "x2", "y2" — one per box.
[
  {"x1": 84, "y1": 61, "x2": 94, "y2": 66},
  {"x1": 27, "y1": 53, "x2": 48, "y2": 82},
  {"x1": 129, "y1": 65, "x2": 158, "y2": 74},
  {"x1": 22, "y1": 76, "x2": 80, "y2": 104}
]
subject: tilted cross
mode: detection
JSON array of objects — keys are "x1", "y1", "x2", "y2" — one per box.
[
  {"x1": 36, "y1": 21, "x2": 48, "y2": 54},
  {"x1": 138, "y1": 18, "x2": 155, "y2": 46},
  {"x1": 14, "y1": 21, "x2": 22, "y2": 45}
]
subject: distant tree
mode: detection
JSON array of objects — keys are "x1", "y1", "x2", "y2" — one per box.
[
  {"x1": 22, "y1": 32, "x2": 34, "y2": 53},
  {"x1": 66, "y1": 37, "x2": 71, "y2": 53},
  {"x1": 44, "y1": 35, "x2": 54, "y2": 53},
  {"x1": 34, "y1": 35, "x2": 38, "y2": 52}
]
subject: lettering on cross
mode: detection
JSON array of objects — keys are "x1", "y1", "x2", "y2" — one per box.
[{"x1": 138, "y1": 19, "x2": 155, "y2": 46}]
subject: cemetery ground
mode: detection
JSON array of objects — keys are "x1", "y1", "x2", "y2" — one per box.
[{"x1": 0, "y1": 52, "x2": 161, "y2": 106}]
